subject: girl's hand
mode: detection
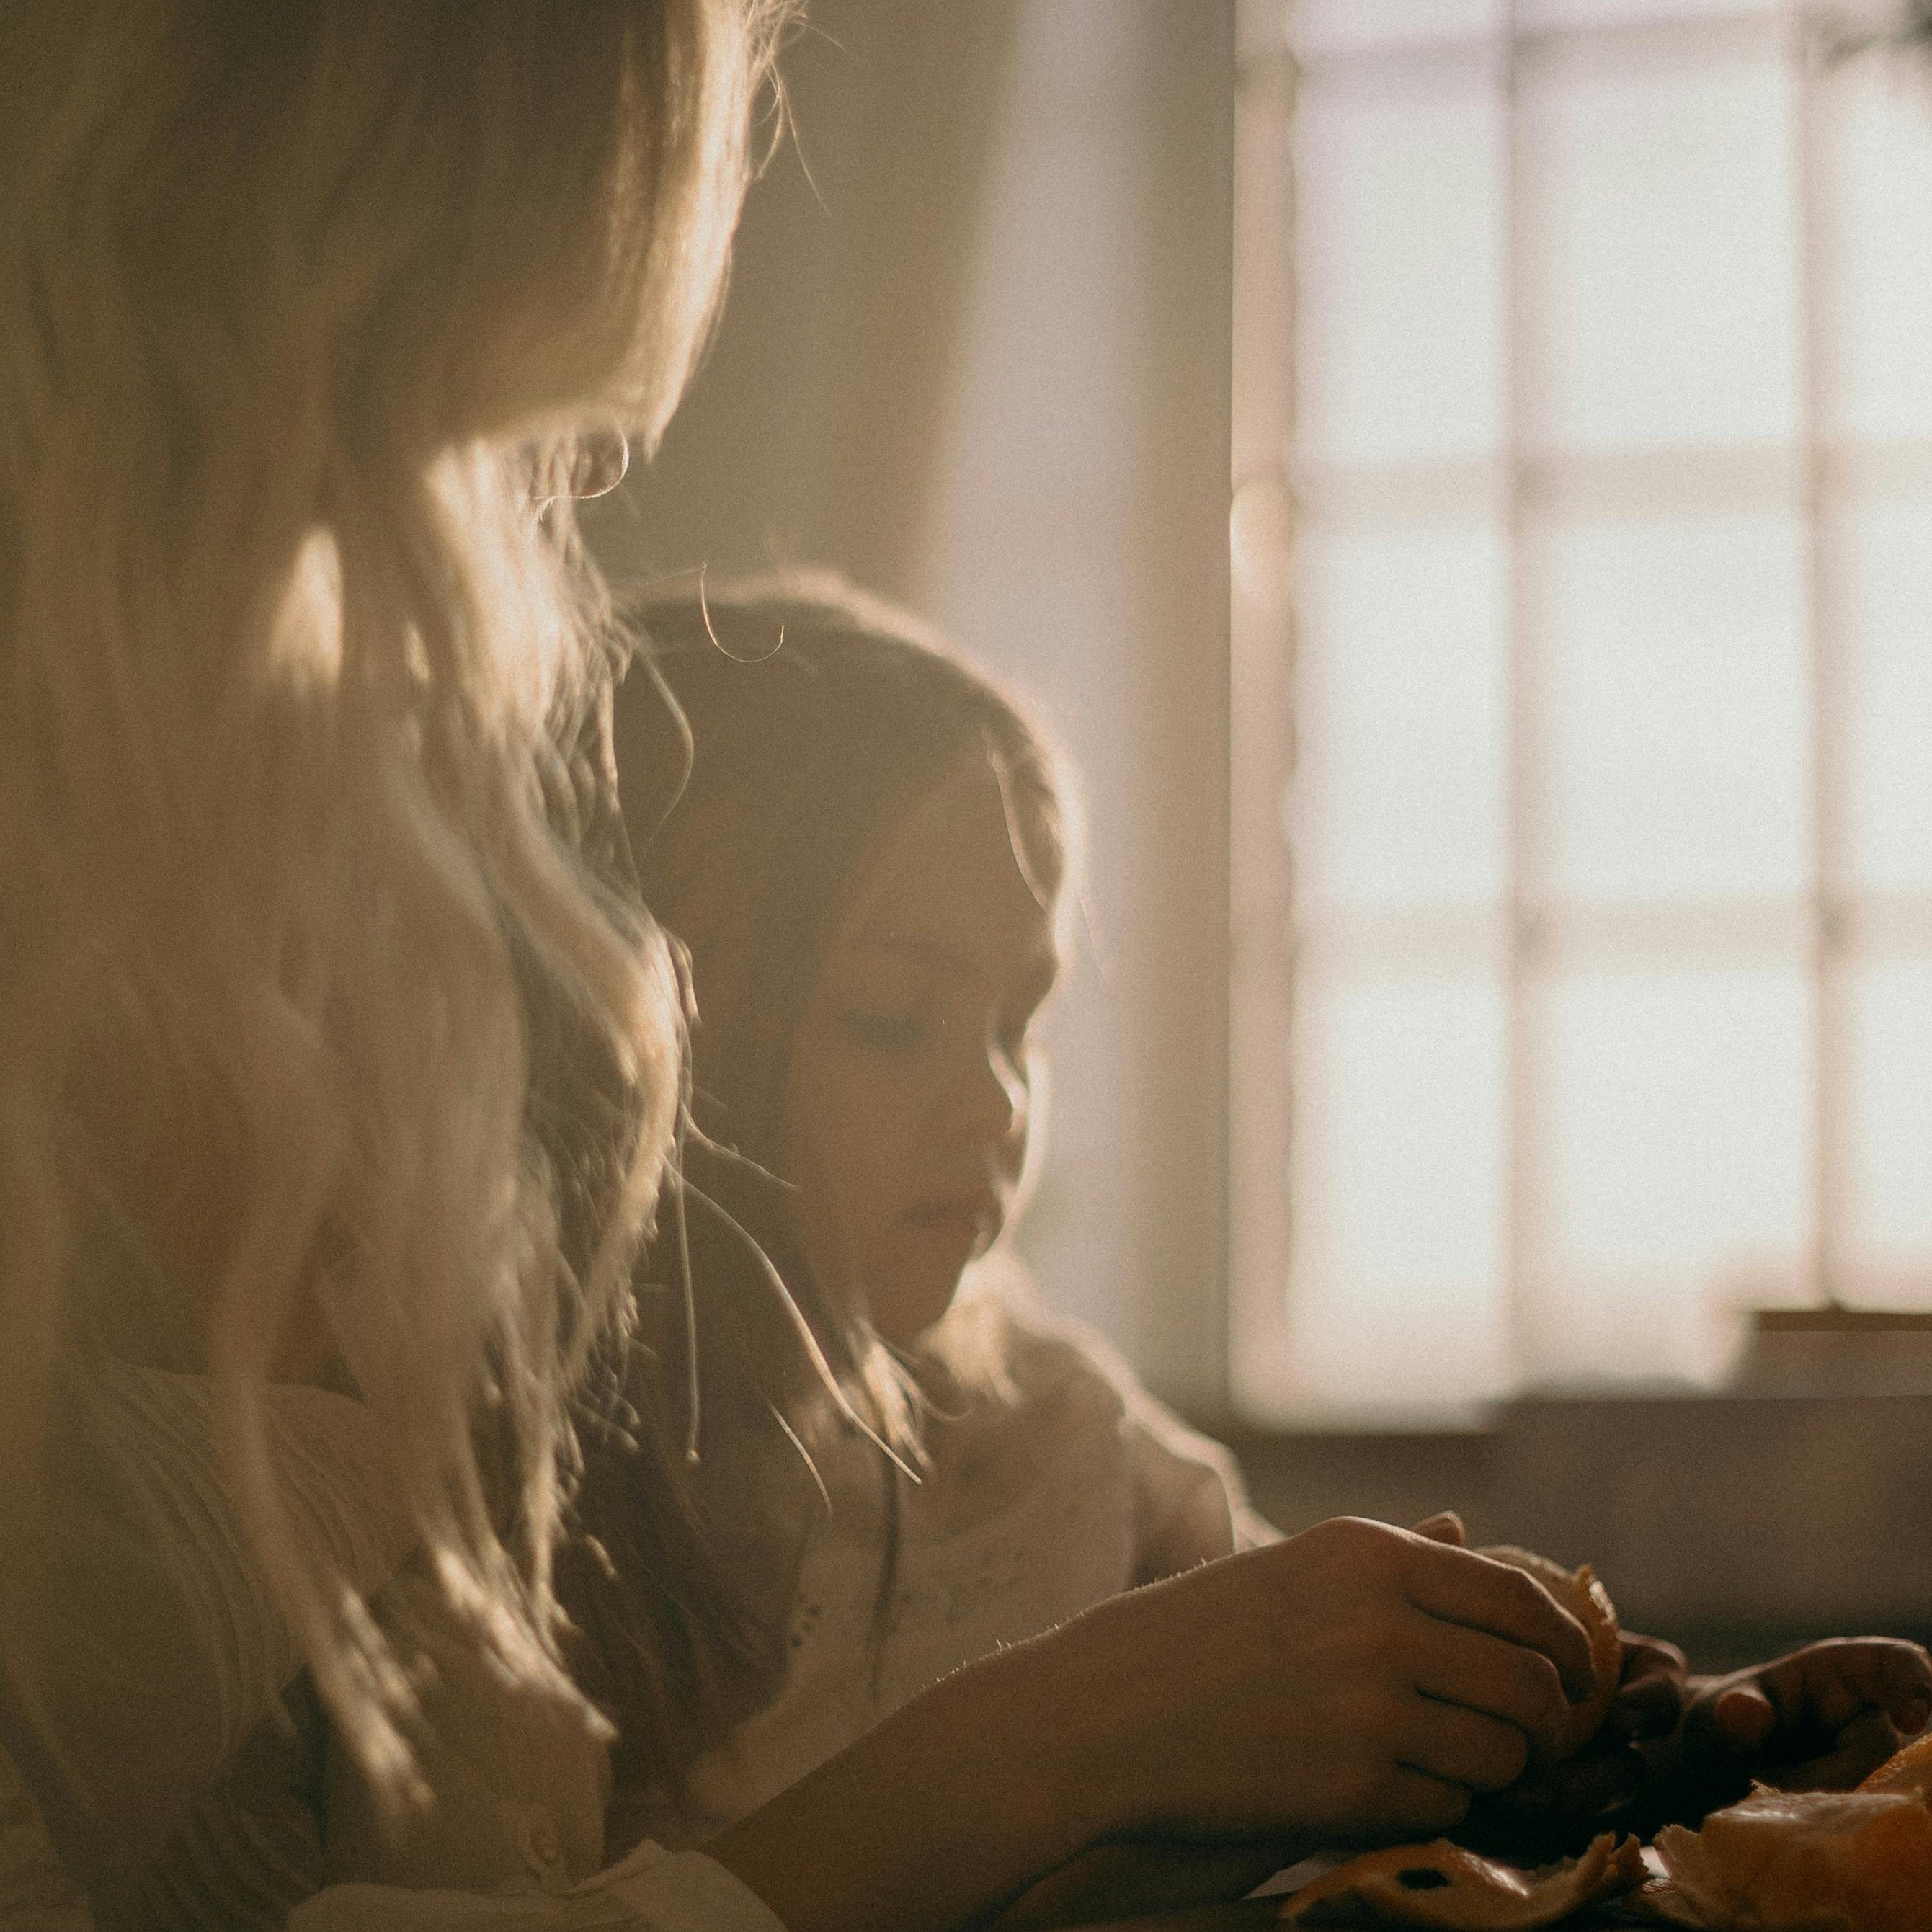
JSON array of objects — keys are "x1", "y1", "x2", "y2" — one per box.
[
  {"x1": 1058, "y1": 1514, "x2": 1598, "y2": 1851},
  {"x1": 711, "y1": 1514, "x2": 1595, "y2": 1932},
  {"x1": 1459, "y1": 1631, "x2": 1690, "y2": 1860}
]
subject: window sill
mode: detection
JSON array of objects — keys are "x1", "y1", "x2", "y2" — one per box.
[{"x1": 1216, "y1": 1385, "x2": 1932, "y2": 1657}]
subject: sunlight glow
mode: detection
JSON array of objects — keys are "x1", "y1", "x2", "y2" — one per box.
[{"x1": 1254, "y1": 0, "x2": 1932, "y2": 1419}]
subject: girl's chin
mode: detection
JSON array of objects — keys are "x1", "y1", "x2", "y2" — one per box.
[{"x1": 868, "y1": 1261, "x2": 968, "y2": 1350}]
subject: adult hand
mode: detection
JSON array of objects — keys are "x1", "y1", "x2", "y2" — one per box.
[
  {"x1": 1680, "y1": 1639, "x2": 1932, "y2": 1795},
  {"x1": 1554, "y1": 1637, "x2": 1932, "y2": 1846}
]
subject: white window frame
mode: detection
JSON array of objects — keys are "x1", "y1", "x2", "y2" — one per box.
[{"x1": 1231, "y1": 0, "x2": 1932, "y2": 1427}]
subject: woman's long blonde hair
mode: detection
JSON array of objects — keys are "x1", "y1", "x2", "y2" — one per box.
[{"x1": 0, "y1": 0, "x2": 786, "y2": 1800}]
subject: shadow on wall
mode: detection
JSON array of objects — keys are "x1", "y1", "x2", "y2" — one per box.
[{"x1": 584, "y1": 0, "x2": 1019, "y2": 603}]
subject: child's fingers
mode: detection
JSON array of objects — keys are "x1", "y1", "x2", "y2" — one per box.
[
  {"x1": 1706, "y1": 1682, "x2": 1778, "y2": 1753},
  {"x1": 1400, "y1": 1693, "x2": 1532, "y2": 1794},
  {"x1": 1411, "y1": 1511, "x2": 1467, "y2": 1547},
  {"x1": 1409, "y1": 1619, "x2": 1571, "y2": 1760},
  {"x1": 1607, "y1": 1633, "x2": 1688, "y2": 1740},
  {"x1": 1404, "y1": 1540, "x2": 1596, "y2": 1704}
]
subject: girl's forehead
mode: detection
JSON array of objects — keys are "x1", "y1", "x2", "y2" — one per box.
[{"x1": 835, "y1": 758, "x2": 1062, "y2": 976}]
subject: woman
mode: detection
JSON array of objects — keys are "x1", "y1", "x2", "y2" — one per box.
[{"x1": 0, "y1": 3, "x2": 780, "y2": 1920}]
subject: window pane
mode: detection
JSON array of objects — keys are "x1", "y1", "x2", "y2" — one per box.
[
  {"x1": 1518, "y1": 52, "x2": 1798, "y2": 450},
  {"x1": 1843, "y1": 958, "x2": 1932, "y2": 1304},
  {"x1": 1294, "y1": 0, "x2": 1500, "y2": 55},
  {"x1": 1817, "y1": 58, "x2": 1932, "y2": 445},
  {"x1": 1531, "y1": 962, "x2": 1812, "y2": 1384},
  {"x1": 1294, "y1": 521, "x2": 1508, "y2": 912},
  {"x1": 1540, "y1": 512, "x2": 1809, "y2": 904},
  {"x1": 1295, "y1": 80, "x2": 1505, "y2": 466},
  {"x1": 1288, "y1": 963, "x2": 1510, "y2": 1414},
  {"x1": 1840, "y1": 497, "x2": 1932, "y2": 896}
]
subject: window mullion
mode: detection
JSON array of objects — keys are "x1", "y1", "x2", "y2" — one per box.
[
  {"x1": 1503, "y1": 2, "x2": 1538, "y2": 1386},
  {"x1": 1791, "y1": 0, "x2": 1843, "y2": 1308}
]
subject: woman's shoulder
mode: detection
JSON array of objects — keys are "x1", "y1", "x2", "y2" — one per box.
[{"x1": 19, "y1": 1350, "x2": 415, "y2": 1905}]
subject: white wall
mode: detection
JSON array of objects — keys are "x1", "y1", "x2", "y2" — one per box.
[{"x1": 915, "y1": 1, "x2": 1236, "y2": 1410}]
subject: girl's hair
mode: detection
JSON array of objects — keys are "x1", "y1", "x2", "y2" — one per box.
[
  {"x1": 572, "y1": 573, "x2": 1077, "y2": 1786},
  {"x1": 0, "y1": 0, "x2": 789, "y2": 1804}
]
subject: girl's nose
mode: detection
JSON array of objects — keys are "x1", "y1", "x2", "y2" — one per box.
[{"x1": 943, "y1": 1043, "x2": 1027, "y2": 1141}]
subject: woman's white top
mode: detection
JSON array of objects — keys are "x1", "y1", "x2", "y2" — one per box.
[
  {"x1": 0, "y1": 1358, "x2": 777, "y2": 1932},
  {"x1": 3, "y1": 1301, "x2": 1266, "y2": 1931},
  {"x1": 2, "y1": 1356, "x2": 414, "y2": 1929}
]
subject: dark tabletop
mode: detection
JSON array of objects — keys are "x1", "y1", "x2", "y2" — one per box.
[{"x1": 1058, "y1": 1905, "x2": 1650, "y2": 1929}]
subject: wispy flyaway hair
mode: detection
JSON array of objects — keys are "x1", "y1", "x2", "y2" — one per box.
[
  {"x1": 620, "y1": 577, "x2": 1075, "y2": 1176},
  {"x1": 567, "y1": 575, "x2": 1078, "y2": 1793},
  {"x1": 0, "y1": 0, "x2": 788, "y2": 1809}
]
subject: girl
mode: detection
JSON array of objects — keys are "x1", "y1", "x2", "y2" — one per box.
[
  {"x1": 561, "y1": 579, "x2": 1931, "y2": 1921},
  {"x1": 593, "y1": 577, "x2": 1281, "y2": 1853},
  {"x1": 307, "y1": 579, "x2": 1609, "y2": 1925}
]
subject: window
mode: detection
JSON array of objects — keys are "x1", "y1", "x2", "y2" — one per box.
[{"x1": 1232, "y1": 0, "x2": 1932, "y2": 1424}]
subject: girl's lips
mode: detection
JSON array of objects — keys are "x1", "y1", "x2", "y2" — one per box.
[{"x1": 903, "y1": 1198, "x2": 1002, "y2": 1239}]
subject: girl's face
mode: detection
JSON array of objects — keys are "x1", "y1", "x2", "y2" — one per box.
[{"x1": 783, "y1": 755, "x2": 1060, "y2": 1346}]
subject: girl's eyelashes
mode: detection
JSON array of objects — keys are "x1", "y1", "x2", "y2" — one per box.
[{"x1": 833, "y1": 978, "x2": 1054, "y2": 1061}]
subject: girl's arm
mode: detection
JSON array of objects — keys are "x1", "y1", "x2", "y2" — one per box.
[
  {"x1": 297, "y1": 1519, "x2": 1593, "y2": 1932},
  {"x1": 711, "y1": 1518, "x2": 1595, "y2": 1932},
  {"x1": 1123, "y1": 1387, "x2": 1281, "y2": 1583}
]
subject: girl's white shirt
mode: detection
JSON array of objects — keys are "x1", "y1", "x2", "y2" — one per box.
[
  {"x1": 293, "y1": 1293, "x2": 1272, "y2": 1928},
  {"x1": 617, "y1": 1294, "x2": 1276, "y2": 1854}
]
